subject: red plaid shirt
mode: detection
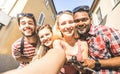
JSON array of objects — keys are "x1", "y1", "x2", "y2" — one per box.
[{"x1": 86, "y1": 24, "x2": 120, "y2": 74}]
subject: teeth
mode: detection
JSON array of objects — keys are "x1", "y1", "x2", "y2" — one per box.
[
  {"x1": 77, "y1": 25, "x2": 86, "y2": 29},
  {"x1": 64, "y1": 27, "x2": 73, "y2": 31},
  {"x1": 43, "y1": 39, "x2": 48, "y2": 43}
]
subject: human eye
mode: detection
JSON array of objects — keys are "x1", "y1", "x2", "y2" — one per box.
[
  {"x1": 60, "y1": 22, "x2": 66, "y2": 25},
  {"x1": 40, "y1": 35, "x2": 43, "y2": 39},
  {"x1": 74, "y1": 19, "x2": 80, "y2": 23},
  {"x1": 81, "y1": 18, "x2": 88, "y2": 22},
  {"x1": 28, "y1": 21, "x2": 34, "y2": 25},
  {"x1": 69, "y1": 20, "x2": 74, "y2": 24},
  {"x1": 46, "y1": 33, "x2": 50, "y2": 36},
  {"x1": 20, "y1": 21, "x2": 26, "y2": 25}
]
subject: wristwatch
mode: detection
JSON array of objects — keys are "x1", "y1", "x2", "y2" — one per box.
[{"x1": 94, "y1": 59, "x2": 101, "y2": 71}]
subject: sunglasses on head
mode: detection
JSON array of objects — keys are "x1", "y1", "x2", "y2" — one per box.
[
  {"x1": 73, "y1": 5, "x2": 89, "y2": 14},
  {"x1": 17, "y1": 13, "x2": 34, "y2": 18},
  {"x1": 57, "y1": 10, "x2": 72, "y2": 15}
]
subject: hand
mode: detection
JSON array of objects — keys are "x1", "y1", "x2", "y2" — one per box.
[
  {"x1": 72, "y1": 59, "x2": 96, "y2": 73},
  {"x1": 82, "y1": 59, "x2": 96, "y2": 69},
  {"x1": 14, "y1": 49, "x2": 21, "y2": 57},
  {"x1": 68, "y1": 56, "x2": 85, "y2": 72}
]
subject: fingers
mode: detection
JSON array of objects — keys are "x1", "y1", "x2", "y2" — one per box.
[{"x1": 82, "y1": 59, "x2": 95, "y2": 69}]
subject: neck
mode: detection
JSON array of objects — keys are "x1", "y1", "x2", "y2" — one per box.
[
  {"x1": 49, "y1": 44, "x2": 53, "y2": 49},
  {"x1": 79, "y1": 33, "x2": 88, "y2": 40},
  {"x1": 25, "y1": 34, "x2": 37, "y2": 44},
  {"x1": 63, "y1": 36, "x2": 76, "y2": 46}
]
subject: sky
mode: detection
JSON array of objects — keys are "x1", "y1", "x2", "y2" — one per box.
[{"x1": 53, "y1": 0, "x2": 94, "y2": 13}]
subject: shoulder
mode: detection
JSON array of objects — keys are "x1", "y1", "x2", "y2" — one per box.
[
  {"x1": 12, "y1": 37, "x2": 22, "y2": 44},
  {"x1": 76, "y1": 40, "x2": 88, "y2": 47},
  {"x1": 93, "y1": 25, "x2": 109, "y2": 31},
  {"x1": 53, "y1": 39, "x2": 67, "y2": 48},
  {"x1": 92, "y1": 25, "x2": 119, "y2": 35},
  {"x1": 54, "y1": 39, "x2": 68, "y2": 45},
  {"x1": 12, "y1": 37, "x2": 23, "y2": 48},
  {"x1": 94, "y1": 25, "x2": 118, "y2": 32},
  {"x1": 53, "y1": 39, "x2": 62, "y2": 45}
]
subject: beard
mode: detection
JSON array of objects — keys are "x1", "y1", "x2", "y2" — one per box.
[
  {"x1": 76, "y1": 24, "x2": 90, "y2": 34},
  {"x1": 76, "y1": 24, "x2": 90, "y2": 40},
  {"x1": 22, "y1": 31, "x2": 36, "y2": 37}
]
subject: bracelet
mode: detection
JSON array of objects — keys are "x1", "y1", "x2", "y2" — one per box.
[{"x1": 94, "y1": 59, "x2": 101, "y2": 71}]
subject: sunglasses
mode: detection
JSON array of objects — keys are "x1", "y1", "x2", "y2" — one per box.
[
  {"x1": 17, "y1": 13, "x2": 34, "y2": 18},
  {"x1": 57, "y1": 10, "x2": 72, "y2": 15},
  {"x1": 73, "y1": 5, "x2": 89, "y2": 14}
]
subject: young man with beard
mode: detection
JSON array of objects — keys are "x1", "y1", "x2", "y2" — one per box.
[
  {"x1": 12, "y1": 13, "x2": 39, "y2": 68},
  {"x1": 73, "y1": 5, "x2": 120, "y2": 74}
]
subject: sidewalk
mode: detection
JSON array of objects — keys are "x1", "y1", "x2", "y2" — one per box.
[{"x1": 0, "y1": 54, "x2": 19, "y2": 73}]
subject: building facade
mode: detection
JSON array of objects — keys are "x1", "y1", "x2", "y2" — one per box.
[
  {"x1": 0, "y1": 0, "x2": 57, "y2": 54},
  {"x1": 91, "y1": 0, "x2": 120, "y2": 30}
]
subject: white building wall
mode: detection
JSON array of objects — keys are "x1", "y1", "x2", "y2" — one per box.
[
  {"x1": 92, "y1": 0, "x2": 120, "y2": 31},
  {"x1": 106, "y1": 4, "x2": 120, "y2": 30}
]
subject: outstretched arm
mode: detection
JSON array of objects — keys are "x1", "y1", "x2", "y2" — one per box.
[{"x1": 3, "y1": 44, "x2": 66, "y2": 74}]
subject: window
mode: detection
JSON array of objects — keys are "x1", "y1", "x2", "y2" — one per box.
[
  {"x1": 45, "y1": 0, "x2": 49, "y2": 7},
  {"x1": 96, "y1": 8, "x2": 102, "y2": 24},
  {"x1": 0, "y1": 11, "x2": 12, "y2": 26},
  {"x1": 0, "y1": 0, "x2": 16, "y2": 14},
  {"x1": 0, "y1": 0, "x2": 7, "y2": 10},
  {"x1": 38, "y1": 12, "x2": 45, "y2": 25},
  {"x1": 51, "y1": 13, "x2": 56, "y2": 21},
  {"x1": 114, "y1": 0, "x2": 120, "y2": 5},
  {"x1": 9, "y1": 0, "x2": 28, "y2": 17}
]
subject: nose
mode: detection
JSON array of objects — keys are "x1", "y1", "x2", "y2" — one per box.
[
  {"x1": 23, "y1": 22, "x2": 31, "y2": 28},
  {"x1": 25, "y1": 23, "x2": 30, "y2": 27},
  {"x1": 65, "y1": 23, "x2": 71, "y2": 28},
  {"x1": 76, "y1": 21, "x2": 85, "y2": 26}
]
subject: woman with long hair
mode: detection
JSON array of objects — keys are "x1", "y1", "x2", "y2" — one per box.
[
  {"x1": 32, "y1": 24, "x2": 54, "y2": 60},
  {"x1": 53, "y1": 10, "x2": 88, "y2": 74}
]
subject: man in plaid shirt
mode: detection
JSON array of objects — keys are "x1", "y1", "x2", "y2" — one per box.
[{"x1": 73, "y1": 5, "x2": 120, "y2": 74}]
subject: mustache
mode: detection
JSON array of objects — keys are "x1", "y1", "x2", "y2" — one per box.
[
  {"x1": 76, "y1": 24, "x2": 86, "y2": 29},
  {"x1": 22, "y1": 31, "x2": 36, "y2": 37}
]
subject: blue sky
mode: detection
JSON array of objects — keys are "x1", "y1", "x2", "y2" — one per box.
[{"x1": 53, "y1": 0, "x2": 94, "y2": 13}]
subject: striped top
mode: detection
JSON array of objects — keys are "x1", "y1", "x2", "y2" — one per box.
[{"x1": 12, "y1": 37, "x2": 37, "y2": 67}]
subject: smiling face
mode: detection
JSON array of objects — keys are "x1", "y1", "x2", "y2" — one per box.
[
  {"x1": 19, "y1": 17, "x2": 36, "y2": 37},
  {"x1": 73, "y1": 11, "x2": 91, "y2": 35},
  {"x1": 38, "y1": 27, "x2": 53, "y2": 48},
  {"x1": 58, "y1": 13, "x2": 75, "y2": 37}
]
